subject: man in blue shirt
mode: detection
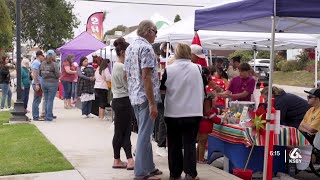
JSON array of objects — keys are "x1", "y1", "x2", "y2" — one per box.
[{"x1": 31, "y1": 51, "x2": 45, "y2": 120}]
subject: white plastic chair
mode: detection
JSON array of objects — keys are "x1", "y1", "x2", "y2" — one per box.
[{"x1": 313, "y1": 132, "x2": 320, "y2": 150}]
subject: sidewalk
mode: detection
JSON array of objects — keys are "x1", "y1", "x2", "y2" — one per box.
[{"x1": 6, "y1": 91, "x2": 240, "y2": 180}]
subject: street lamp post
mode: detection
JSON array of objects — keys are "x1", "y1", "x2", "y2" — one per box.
[{"x1": 10, "y1": 0, "x2": 28, "y2": 122}]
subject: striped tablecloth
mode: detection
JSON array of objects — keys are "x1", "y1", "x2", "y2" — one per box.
[{"x1": 210, "y1": 124, "x2": 311, "y2": 147}]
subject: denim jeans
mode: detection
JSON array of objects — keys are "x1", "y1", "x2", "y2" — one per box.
[
  {"x1": 42, "y1": 81, "x2": 58, "y2": 121},
  {"x1": 71, "y1": 82, "x2": 77, "y2": 100},
  {"x1": 1, "y1": 83, "x2": 12, "y2": 109},
  {"x1": 21, "y1": 87, "x2": 30, "y2": 109},
  {"x1": 32, "y1": 84, "x2": 42, "y2": 119},
  {"x1": 61, "y1": 80, "x2": 72, "y2": 99},
  {"x1": 132, "y1": 101, "x2": 156, "y2": 176},
  {"x1": 82, "y1": 100, "x2": 92, "y2": 115}
]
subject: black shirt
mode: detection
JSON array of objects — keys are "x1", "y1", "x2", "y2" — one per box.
[{"x1": 275, "y1": 91, "x2": 311, "y2": 128}]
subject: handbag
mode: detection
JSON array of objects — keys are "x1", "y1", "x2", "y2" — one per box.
[{"x1": 106, "y1": 81, "x2": 112, "y2": 89}]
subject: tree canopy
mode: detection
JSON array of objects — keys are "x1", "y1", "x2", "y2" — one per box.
[
  {"x1": 6, "y1": 0, "x2": 79, "y2": 50},
  {"x1": 0, "y1": 0, "x2": 13, "y2": 49},
  {"x1": 229, "y1": 50, "x2": 270, "y2": 62},
  {"x1": 105, "y1": 25, "x2": 128, "y2": 36},
  {"x1": 174, "y1": 14, "x2": 181, "y2": 23}
]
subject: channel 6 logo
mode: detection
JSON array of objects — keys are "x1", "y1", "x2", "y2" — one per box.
[{"x1": 286, "y1": 148, "x2": 302, "y2": 163}]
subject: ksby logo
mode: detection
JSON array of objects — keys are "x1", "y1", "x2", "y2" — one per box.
[{"x1": 288, "y1": 148, "x2": 302, "y2": 163}]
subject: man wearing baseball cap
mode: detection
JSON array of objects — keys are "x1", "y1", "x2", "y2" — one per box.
[
  {"x1": 299, "y1": 88, "x2": 320, "y2": 142},
  {"x1": 190, "y1": 44, "x2": 208, "y2": 67},
  {"x1": 31, "y1": 51, "x2": 45, "y2": 120}
]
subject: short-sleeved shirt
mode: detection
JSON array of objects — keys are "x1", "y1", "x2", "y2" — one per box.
[
  {"x1": 228, "y1": 76, "x2": 255, "y2": 101},
  {"x1": 31, "y1": 59, "x2": 42, "y2": 85},
  {"x1": 207, "y1": 77, "x2": 226, "y2": 107},
  {"x1": 124, "y1": 36, "x2": 161, "y2": 105},
  {"x1": 302, "y1": 107, "x2": 320, "y2": 132},
  {"x1": 227, "y1": 67, "x2": 239, "y2": 79},
  {"x1": 60, "y1": 61, "x2": 75, "y2": 82}
]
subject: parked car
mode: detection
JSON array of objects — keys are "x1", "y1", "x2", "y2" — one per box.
[
  {"x1": 248, "y1": 59, "x2": 271, "y2": 87},
  {"x1": 248, "y1": 59, "x2": 270, "y2": 68}
]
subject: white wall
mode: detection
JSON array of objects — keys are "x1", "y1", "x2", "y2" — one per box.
[{"x1": 287, "y1": 49, "x2": 302, "y2": 60}]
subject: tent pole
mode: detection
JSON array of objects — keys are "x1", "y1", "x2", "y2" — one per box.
[
  {"x1": 316, "y1": 40, "x2": 319, "y2": 88},
  {"x1": 263, "y1": 15, "x2": 276, "y2": 180},
  {"x1": 253, "y1": 49, "x2": 257, "y2": 72},
  {"x1": 209, "y1": 50, "x2": 213, "y2": 66},
  {"x1": 165, "y1": 42, "x2": 170, "y2": 67}
]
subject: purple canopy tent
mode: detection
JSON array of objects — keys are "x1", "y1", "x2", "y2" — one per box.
[
  {"x1": 195, "y1": 0, "x2": 320, "y2": 179},
  {"x1": 57, "y1": 32, "x2": 106, "y2": 64}
]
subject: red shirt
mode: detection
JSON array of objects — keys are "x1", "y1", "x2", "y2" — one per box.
[
  {"x1": 199, "y1": 108, "x2": 222, "y2": 134},
  {"x1": 60, "y1": 61, "x2": 75, "y2": 82},
  {"x1": 207, "y1": 77, "x2": 226, "y2": 107},
  {"x1": 196, "y1": 58, "x2": 208, "y2": 67}
]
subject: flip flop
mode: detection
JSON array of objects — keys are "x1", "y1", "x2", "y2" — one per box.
[
  {"x1": 150, "y1": 169, "x2": 163, "y2": 176},
  {"x1": 133, "y1": 175, "x2": 161, "y2": 180},
  {"x1": 112, "y1": 162, "x2": 127, "y2": 169}
]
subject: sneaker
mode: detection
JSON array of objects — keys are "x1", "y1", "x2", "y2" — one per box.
[
  {"x1": 156, "y1": 147, "x2": 168, "y2": 157},
  {"x1": 82, "y1": 115, "x2": 87, "y2": 119},
  {"x1": 0, "y1": 108, "x2": 10, "y2": 112},
  {"x1": 53, "y1": 115, "x2": 57, "y2": 119},
  {"x1": 185, "y1": 174, "x2": 199, "y2": 180},
  {"x1": 33, "y1": 117, "x2": 45, "y2": 121},
  {"x1": 86, "y1": 114, "x2": 94, "y2": 118}
]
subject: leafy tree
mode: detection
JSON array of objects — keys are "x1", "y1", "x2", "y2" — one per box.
[
  {"x1": 105, "y1": 25, "x2": 127, "y2": 36},
  {"x1": 229, "y1": 50, "x2": 270, "y2": 62},
  {"x1": 0, "y1": 0, "x2": 13, "y2": 49},
  {"x1": 174, "y1": 14, "x2": 181, "y2": 23},
  {"x1": 6, "y1": 0, "x2": 79, "y2": 50}
]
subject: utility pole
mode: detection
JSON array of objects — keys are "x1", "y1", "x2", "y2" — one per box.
[{"x1": 10, "y1": 0, "x2": 28, "y2": 122}]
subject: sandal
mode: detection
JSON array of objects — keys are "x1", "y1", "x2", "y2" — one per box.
[
  {"x1": 112, "y1": 161, "x2": 127, "y2": 169},
  {"x1": 127, "y1": 166, "x2": 134, "y2": 170},
  {"x1": 150, "y1": 169, "x2": 163, "y2": 176},
  {"x1": 133, "y1": 175, "x2": 161, "y2": 180}
]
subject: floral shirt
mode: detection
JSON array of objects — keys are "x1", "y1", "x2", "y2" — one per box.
[{"x1": 124, "y1": 36, "x2": 161, "y2": 105}]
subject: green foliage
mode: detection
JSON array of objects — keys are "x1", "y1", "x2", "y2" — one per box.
[
  {"x1": 280, "y1": 60, "x2": 304, "y2": 72},
  {"x1": 296, "y1": 50, "x2": 311, "y2": 65},
  {"x1": 229, "y1": 50, "x2": 270, "y2": 62},
  {"x1": 276, "y1": 59, "x2": 287, "y2": 71},
  {"x1": 105, "y1": 25, "x2": 127, "y2": 36},
  {"x1": 229, "y1": 50, "x2": 253, "y2": 62},
  {"x1": 174, "y1": 14, "x2": 181, "y2": 23},
  {"x1": 6, "y1": 0, "x2": 79, "y2": 49},
  {"x1": 0, "y1": 0, "x2": 13, "y2": 48},
  {"x1": 279, "y1": 50, "x2": 313, "y2": 72}
]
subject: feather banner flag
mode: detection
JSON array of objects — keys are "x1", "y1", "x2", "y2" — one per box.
[{"x1": 86, "y1": 12, "x2": 105, "y2": 41}]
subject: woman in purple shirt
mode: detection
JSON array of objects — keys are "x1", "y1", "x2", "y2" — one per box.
[{"x1": 219, "y1": 63, "x2": 255, "y2": 101}]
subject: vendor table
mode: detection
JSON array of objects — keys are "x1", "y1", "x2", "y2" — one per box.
[{"x1": 207, "y1": 124, "x2": 311, "y2": 173}]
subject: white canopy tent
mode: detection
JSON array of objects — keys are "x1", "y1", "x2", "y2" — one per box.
[{"x1": 156, "y1": 15, "x2": 317, "y2": 51}]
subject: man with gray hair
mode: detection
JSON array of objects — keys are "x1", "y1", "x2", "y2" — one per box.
[{"x1": 124, "y1": 20, "x2": 162, "y2": 180}]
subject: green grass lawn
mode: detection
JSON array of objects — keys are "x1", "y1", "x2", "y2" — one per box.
[
  {"x1": 0, "y1": 111, "x2": 73, "y2": 176},
  {"x1": 273, "y1": 70, "x2": 320, "y2": 87}
]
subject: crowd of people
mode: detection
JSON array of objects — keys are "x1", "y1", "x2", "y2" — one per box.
[
  {"x1": 116, "y1": 19, "x2": 259, "y2": 180},
  {"x1": 0, "y1": 18, "x2": 319, "y2": 180}
]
